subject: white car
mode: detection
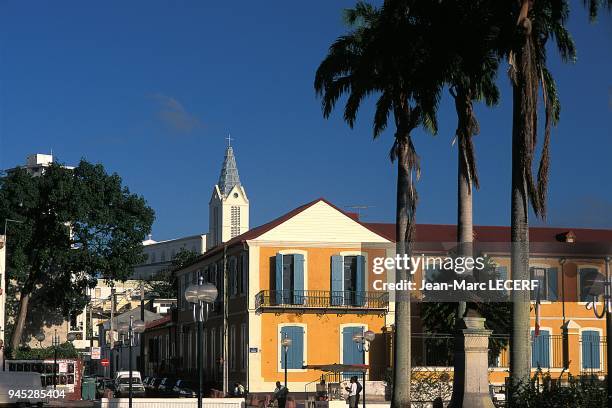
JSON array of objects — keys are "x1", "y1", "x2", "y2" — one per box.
[{"x1": 114, "y1": 371, "x2": 145, "y2": 398}]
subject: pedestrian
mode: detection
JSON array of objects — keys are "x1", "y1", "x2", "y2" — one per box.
[
  {"x1": 271, "y1": 380, "x2": 288, "y2": 408},
  {"x1": 354, "y1": 376, "x2": 362, "y2": 406},
  {"x1": 345, "y1": 376, "x2": 358, "y2": 408}
]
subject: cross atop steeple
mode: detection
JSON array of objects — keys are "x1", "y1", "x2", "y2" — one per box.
[{"x1": 226, "y1": 134, "x2": 233, "y2": 146}]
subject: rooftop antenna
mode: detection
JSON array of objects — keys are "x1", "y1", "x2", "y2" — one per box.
[{"x1": 345, "y1": 205, "x2": 375, "y2": 219}]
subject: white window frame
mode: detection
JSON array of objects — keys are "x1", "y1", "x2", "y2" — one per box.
[
  {"x1": 529, "y1": 326, "x2": 553, "y2": 370},
  {"x1": 579, "y1": 327, "x2": 603, "y2": 371},
  {"x1": 278, "y1": 250, "x2": 309, "y2": 291},
  {"x1": 338, "y1": 251, "x2": 369, "y2": 292},
  {"x1": 277, "y1": 323, "x2": 307, "y2": 373},
  {"x1": 339, "y1": 323, "x2": 369, "y2": 367}
]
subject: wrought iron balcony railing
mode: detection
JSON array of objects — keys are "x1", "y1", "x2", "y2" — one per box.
[{"x1": 255, "y1": 290, "x2": 388, "y2": 312}]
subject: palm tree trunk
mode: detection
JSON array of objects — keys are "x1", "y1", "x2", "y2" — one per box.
[
  {"x1": 10, "y1": 289, "x2": 31, "y2": 352},
  {"x1": 450, "y1": 90, "x2": 475, "y2": 408},
  {"x1": 392, "y1": 132, "x2": 412, "y2": 408},
  {"x1": 509, "y1": 35, "x2": 533, "y2": 387}
]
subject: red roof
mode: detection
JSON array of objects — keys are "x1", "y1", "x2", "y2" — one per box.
[
  {"x1": 145, "y1": 315, "x2": 172, "y2": 330},
  {"x1": 365, "y1": 223, "x2": 612, "y2": 243},
  {"x1": 179, "y1": 198, "x2": 612, "y2": 270}
]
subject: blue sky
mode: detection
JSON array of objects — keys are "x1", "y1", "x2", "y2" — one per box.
[{"x1": 1, "y1": 1, "x2": 611, "y2": 240}]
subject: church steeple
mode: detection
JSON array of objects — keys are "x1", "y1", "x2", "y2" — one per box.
[
  {"x1": 217, "y1": 145, "x2": 241, "y2": 197},
  {"x1": 208, "y1": 138, "x2": 249, "y2": 250}
]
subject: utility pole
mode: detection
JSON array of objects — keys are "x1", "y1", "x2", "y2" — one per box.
[{"x1": 110, "y1": 285, "x2": 116, "y2": 378}]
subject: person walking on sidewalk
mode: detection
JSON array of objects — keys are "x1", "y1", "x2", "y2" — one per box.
[
  {"x1": 345, "y1": 376, "x2": 359, "y2": 408},
  {"x1": 271, "y1": 380, "x2": 288, "y2": 408}
]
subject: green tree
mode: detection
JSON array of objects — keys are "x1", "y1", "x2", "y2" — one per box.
[
  {"x1": 0, "y1": 161, "x2": 154, "y2": 353},
  {"x1": 315, "y1": 3, "x2": 441, "y2": 405},
  {"x1": 503, "y1": 0, "x2": 574, "y2": 386},
  {"x1": 147, "y1": 248, "x2": 199, "y2": 299}
]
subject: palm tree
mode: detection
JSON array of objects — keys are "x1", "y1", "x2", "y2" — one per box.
[
  {"x1": 498, "y1": 0, "x2": 576, "y2": 388},
  {"x1": 434, "y1": 1, "x2": 501, "y2": 404},
  {"x1": 315, "y1": 2, "x2": 440, "y2": 406},
  {"x1": 504, "y1": 0, "x2": 610, "y2": 391}
]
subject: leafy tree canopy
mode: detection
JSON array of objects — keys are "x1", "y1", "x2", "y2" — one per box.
[{"x1": 0, "y1": 160, "x2": 154, "y2": 345}]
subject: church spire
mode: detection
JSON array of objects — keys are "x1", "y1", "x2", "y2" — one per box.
[{"x1": 217, "y1": 137, "x2": 241, "y2": 197}]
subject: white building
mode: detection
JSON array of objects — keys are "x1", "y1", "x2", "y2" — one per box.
[
  {"x1": 208, "y1": 144, "x2": 250, "y2": 249},
  {"x1": 131, "y1": 234, "x2": 207, "y2": 280}
]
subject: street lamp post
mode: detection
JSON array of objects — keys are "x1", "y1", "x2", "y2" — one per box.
[
  {"x1": 281, "y1": 335, "x2": 292, "y2": 388},
  {"x1": 352, "y1": 329, "x2": 375, "y2": 408},
  {"x1": 185, "y1": 275, "x2": 218, "y2": 408},
  {"x1": 584, "y1": 257, "x2": 612, "y2": 406},
  {"x1": 118, "y1": 316, "x2": 145, "y2": 408},
  {"x1": 35, "y1": 333, "x2": 45, "y2": 350},
  {"x1": 51, "y1": 330, "x2": 60, "y2": 389}
]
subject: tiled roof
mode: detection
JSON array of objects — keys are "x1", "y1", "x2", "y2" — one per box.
[
  {"x1": 179, "y1": 198, "x2": 612, "y2": 271},
  {"x1": 145, "y1": 315, "x2": 172, "y2": 330}
]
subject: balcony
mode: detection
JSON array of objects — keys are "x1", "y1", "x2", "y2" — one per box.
[{"x1": 255, "y1": 290, "x2": 388, "y2": 314}]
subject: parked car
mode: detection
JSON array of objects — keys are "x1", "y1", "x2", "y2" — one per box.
[
  {"x1": 113, "y1": 371, "x2": 145, "y2": 398},
  {"x1": 144, "y1": 376, "x2": 156, "y2": 390},
  {"x1": 115, "y1": 376, "x2": 146, "y2": 398},
  {"x1": 173, "y1": 380, "x2": 197, "y2": 398},
  {"x1": 146, "y1": 377, "x2": 164, "y2": 395},
  {"x1": 157, "y1": 377, "x2": 177, "y2": 396}
]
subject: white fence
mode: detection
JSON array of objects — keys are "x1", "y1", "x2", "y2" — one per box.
[{"x1": 101, "y1": 397, "x2": 245, "y2": 408}]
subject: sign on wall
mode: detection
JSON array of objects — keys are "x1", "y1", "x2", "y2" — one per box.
[{"x1": 90, "y1": 347, "x2": 101, "y2": 360}]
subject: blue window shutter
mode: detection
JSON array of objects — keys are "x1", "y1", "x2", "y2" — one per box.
[
  {"x1": 291, "y1": 327, "x2": 304, "y2": 368},
  {"x1": 342, "y1": 326, "x2": 365, "y2": 379},
  {"x1": 275, "y1": 254, "x2": 283, "y2": 304},
  {"x1": 547, "y1": 268, "x2": 558, "y2": 301},
  {"x1": 331, "y1": 256, "x2": 343, "y2": 306},
  {"x1": 355, "y1": 255, "x2": 366, "y2": 306},
  {"x1": 293, "y1": 254, "x2": 305, "y2": 305},
  {"x1": 531, "y1": 330, "x2": 551, "y2": 368},
  {"x1": 582, "y1": 330, "x2": 600, "y2": 369},
  {"x1": 281, "y1": 326, "x2": 304, "y2": 369}
]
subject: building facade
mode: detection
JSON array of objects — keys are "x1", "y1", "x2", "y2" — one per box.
[
  {"x1": 173, "y1": 198, "x2": 394, "y2": 393},
  {"x1": 165, "y1": 197, "x2": 611, "y2": 394}
]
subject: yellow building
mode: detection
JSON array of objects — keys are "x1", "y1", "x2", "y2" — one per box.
[
  {"x1": 173, "y1": 198, "x2": 611, "y2": 393},
  {"x1": 175, "y1": 198, "x2": 395, "y2": 393}
]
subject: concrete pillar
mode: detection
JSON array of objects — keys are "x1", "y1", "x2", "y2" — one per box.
[{"x1": 449, "y1": 316, "x2": 495, "y2": 408}]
